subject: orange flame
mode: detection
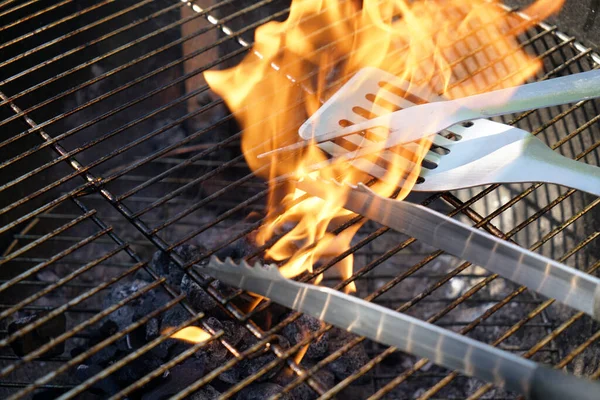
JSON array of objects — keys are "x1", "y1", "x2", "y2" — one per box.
[
  {"x1": 167, "y1": 326, "x2": 211, "y2": 343},
  {"x1": 205, "y1": 0, "x2": 563, "y2": 289}
]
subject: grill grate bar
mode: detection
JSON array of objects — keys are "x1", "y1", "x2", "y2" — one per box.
[
  {"x1": 107, "y1": 328, "x2": 226, "y2": 400},
  {"x1": 6, "y1": 284, "x2": 184, "y2": 400},
  {"x1": 0, "y1": 85, "x2": 214, "y2": 195},
  {"x1": 0, "y1": 0, "x2": 41, "y2": 20},
  {"x1": 0, "y1": 12, "x2": 290, "y2": 191},
  {"x1": 0, "y1": 243, "x2": 125, "y2": 321},
  {"x1": 0, "y1": 227, "x2": 114, "y2": 301},
  {"x1": 0, "y1": 211, "x2": 96, "y2": 266},
  {"x1": 56, "y1": 307, "x2": 208, "y2": 400},
  {"x1": 0, "y1": 0, "x2": 280, "y2": 126},
  {"x1": 271, "y1": 135, "x2": 600, "y2": 397},
  {"x1": 0, "y1": 0, "x2": 75, "y2": 36},
  {"x1": 0, "y1": 0, "x2": 180, "y2": 81},
  {"x1": 1, "y1": 1, "x2": 599, "y2": 398},
  {"x1": 0, "y1": 0, "x2": 223, "y2": 125},
  {"x1": 0, "y1": 262, "x2": 156, "y2": 381}
]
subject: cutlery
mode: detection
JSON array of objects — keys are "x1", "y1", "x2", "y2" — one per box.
[
  {"x1": 295, "y1": 176, "x2": 600, "y2": 321},
  {"x1": 195, "y1": 256, "x2": 600, "y2": 400},
  {"x1": 257, "y1": 68, "x2": 600, "y2": 173}
]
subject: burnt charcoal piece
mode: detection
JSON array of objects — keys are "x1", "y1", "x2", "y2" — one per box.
[
  {"x1": 282, "y1": 314, "x2": 329, "y2": 360},
  {"x1": 115, "y1": 352, "x2": 165, "y2": 387},
  {"x1": 146, "y1": 317, "x2": 159, "y2": 340},
  {"x1": 275, "y1": 367, "x2": 335, "y2": 400},
  {"x1": 8, "y1": 312, "x2": 66, "y2": 358},
  {"x1": 71, "y1": 320, "x2": 122, "y2": 364},
  {"x1": 103, "y1": 279, "x2": 148, "y2": 330},
  {"x1": 235, "y1": 383, "x2": 293, "y2": 400},
  {"x1": 189, "y1": 385, "x2": 221, "y2": 400},
  {"x1": 326, "y1": 329, "x2": 370, "y2": 384},
  {"x1": 140, "y1": 354, "x2": 207, "y2": 399},
  {"x1": 219, "y1": 335, "x2": 290, "y2": 384},
  {"x1": 202, "y1": 318, "x2": 229, "y2": 370},
  {"x1": 215, "y1": 236, "x2": 257, "y2": 260},
  {"x1": 181, "y1": 273, "x2": 218, "y2": 313},
  {"x1": 89, "y1": 342, "x2": 120, "y2": 366},
  {"x1": 75, "y1": 364, "x2": 120, "y2": 397},
  {"x1": 151, "y1": 244, "x2": 208, "y2": 287},
  {"x1": 222, "y1": 320, "x2": 247, "y2": 347},
  {"x1": 152, "y1": 305, "x2": 195, "y2": 359}
]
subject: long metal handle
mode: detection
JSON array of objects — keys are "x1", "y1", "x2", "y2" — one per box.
[
  {"x1": 296, "y1": 178, "x2": 600, "y2": 320},
  {"x1": 456, "y1": 68, "x2": 600, "y2": 118},
  {"x1": 522, "y1": 137, "x2": 600, "y2": 197},
  {"x1": 198, "y1": 257, "x2": 600, "y2": 400}
]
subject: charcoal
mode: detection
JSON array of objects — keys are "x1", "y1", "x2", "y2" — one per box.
[
  {"x1": 115, "y1": 352, "x2": 165, "y2": 386},
  {"x1": 103, "y1": 279, "x2": 148, "y2": 330},
  {"x1": 151, "y1": 244, "x2": 208, "y2": 287},
  {"x1": 89, "y1": 343, "x2": 120, "y2": 366},
  {"x1": 146, "y1": 318, "x2": 159, "y2": 340},
  {"x1": 8, "y1": 312, "x2": 66, "y2": 358},
  {"x1": 75, "y1": 364, "x2": 120, "y2": 396},
  {"x1": 282, "y1": 314, "x2": 328, "y2": 360},
  {"x1": 222, "y1": 320, "x2": 247, "y2": 346},
  {"x1": 181, "y1": 273, "x2": 218, "y2": 312},
  {"x1": 326, "y1": 329, "x2": 370, "y2": 384},
  {"x1": 235, "y1": 383, "x2": 293, "y2": 400},
  {"x1": 140, "y1": 354, "x2": 207, "y2": 399},
  {"x1": 71, "y1": 320, "x2": 120, "y2": 361},
  {"x1": 161, "y1": 304, "x2": 191, "y2": 329},
  {"x1": 194, "y1": 317, "x2": 230, "y2": 371},
  {"x1": 219, "y1": 335, "x2": 290, "y2": 384},
  {"x1": 275, "y1": 367, "x2": 335, "y2": 400},
  {"x1": 215, "y1": 237, "x2": 256, "y2": 260},
  {"x1": 189, "y1": 385, "x2": 221, "y2": 400}
]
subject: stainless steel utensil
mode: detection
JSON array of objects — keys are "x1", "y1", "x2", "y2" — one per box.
[
  {"x1": 196, "y1": 256, "x2": 600, "y2": 400},
  {"x1": 261, "y1": 68, "x2": 600, "y2": 195},
  {"x1": 295, "y1": 176, "x2": 600, "y2": 320},
  {"x1": 269, "y1": 67, "x2": 600, "y2": 196}
]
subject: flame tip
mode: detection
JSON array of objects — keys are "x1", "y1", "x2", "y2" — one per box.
[{"x1": 208, "y1": 0, "x2": 561, "y2": 294}]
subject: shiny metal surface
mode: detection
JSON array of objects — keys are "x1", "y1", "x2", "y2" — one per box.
[
  {"x1": 297, "y1": 177, "x2": 600, "y2": 319},
  {"x1": 197, "y1": 256, "x2": 600, "y2": 400}
]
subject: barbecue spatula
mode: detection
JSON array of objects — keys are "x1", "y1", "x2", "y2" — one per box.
[
  {"x1": 258, "y1": 68, "x2": 600, "y2": 167},
  {"x1": 273, "y1": 67, "x2": 600, "y2": 196},
  {"x1": 195, "y1": 256, "x2": 600, "y2": 400}
]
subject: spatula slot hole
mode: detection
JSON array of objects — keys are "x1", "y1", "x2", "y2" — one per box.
[
  {"x1": 365, "y1": 93, "x2": 401, "y2": 112},
  {"x1": 431, "y1": 145, "x2": 450, "y2": 155},
  {"x1": 339, "y1": 119, "x2": 353, "y2": 127},
  {"x1": 440, "y1": 131, "x2": 462, "y2": 141},
  {"x1": 421, "y1": 159, "x2": 438, "y2": 170},
  {"x1": 461, "y1": 121, "x2": 474, "y2": 128},
  {"x1": 352, "y1": 106, "x2": 378, "y2": 120},
  {"x1": 378, "y1": 81, "x2": 428, "y2": 105}
]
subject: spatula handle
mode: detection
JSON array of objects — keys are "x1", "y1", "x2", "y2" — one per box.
[{"x1": 457, "y1": 69, "x2": 600, "y2": 119}]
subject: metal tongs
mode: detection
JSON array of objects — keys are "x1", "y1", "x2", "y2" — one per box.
[
  {"x1": 295, "y1": 177, "x2": 600, "y2": 320},
  {"x1": 196, "y1": 256, "x2": 600, "y2": 400}
]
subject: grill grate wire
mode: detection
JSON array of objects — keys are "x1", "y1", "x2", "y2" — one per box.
[{"x1": 0, "y1": 0, "x2": 599, "y2": 399}]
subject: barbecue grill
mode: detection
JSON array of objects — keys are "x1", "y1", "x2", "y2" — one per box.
[{"x1": 0, "y1": 0, "x2": 599, "y2": 399}]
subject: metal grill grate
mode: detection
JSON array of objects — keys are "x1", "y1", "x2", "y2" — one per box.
[{"x1": 0, "y1": 0, "x2": 599, "y2": 399}]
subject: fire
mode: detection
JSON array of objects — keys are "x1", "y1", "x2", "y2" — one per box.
[
  {"x1": 167, "y1": 326, "x2": 211, "y2": 343},
  {"x1": 205, "y1": 0, "x2": 563, "y2": 290}
]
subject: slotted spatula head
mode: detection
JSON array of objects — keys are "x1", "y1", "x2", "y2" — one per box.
[{"x1": 299, "y1": 67, "x2": 533, "y2": 191}]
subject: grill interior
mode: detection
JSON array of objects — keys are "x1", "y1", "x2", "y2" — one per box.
[{"x1": 0, "y1": 0, "x2": 599, "y2": 399}]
